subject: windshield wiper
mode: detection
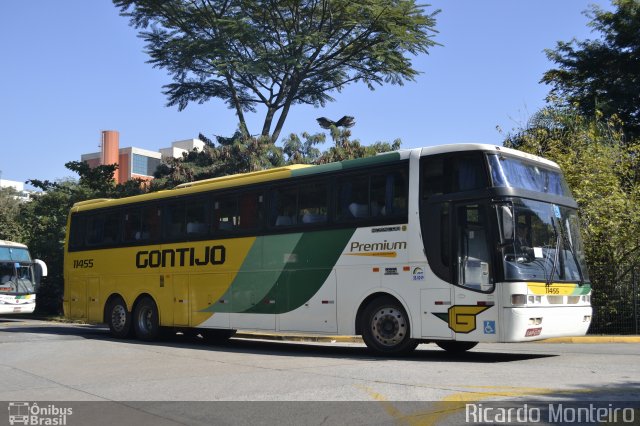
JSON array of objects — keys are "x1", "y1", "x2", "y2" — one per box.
[
  {"x1": 557, "y1": 219, "x2": 586, "y2": 286},
  {"x1": 547, "y1": 218, "x2": 561, "y2": 287}
]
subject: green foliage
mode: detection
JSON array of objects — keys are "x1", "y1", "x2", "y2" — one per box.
[
  {"x1": 542, "y1": 0, "x2": 640, "y2": 139},
  {"x1": 151, "y1": 127, "x2": 401, "y2": 189},
  {"x1": 317, "y1": 127, "x2": 401, "y2": 163},
  {"x1": 505, "y1": 107, "x2": 640, "y2": 332},
  {"x1": 0, "y1": 187, "x2": 27, "y2": 242},
  {"x1": 113, "y1": 0, "x2": 439, "y2": 141},
  {"x1": 20, "y1": 164, "x2": 149, "y2": 314},
  {"x1": 151, "y1": 133, "x2": 285, "y2": 189}
]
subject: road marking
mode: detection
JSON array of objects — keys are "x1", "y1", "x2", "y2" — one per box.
[{"x1": 359, "y1": 385, "x2": 595, "y2": 426}]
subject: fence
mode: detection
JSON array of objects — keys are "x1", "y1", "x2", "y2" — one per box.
[{"x1": 589, "y1": 267, "x2": 640, "y2": 335}]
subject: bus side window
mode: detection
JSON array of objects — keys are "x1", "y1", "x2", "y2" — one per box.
[
  {"x1": 166, "y1": 203, "x2": 186, "y2": 239},
  {"x1": 271, "y1": 186, "x2": 297, "y2": 227},
  {"x1": 337, "y1": 175, "x2": 369, "y2": 220},
  {"x1": 103, "y1": 212, "x2": 120, "y2": 244},
  {"x1": 422, "y1": 157, "x2": 445, "y2": 198},
  {"x1": 213, "y1": 195, "x2": 238, "y2": 232},
  {"x1": 299, "y1": 182, "x2": 328, "y2": 224},
  {"x1": 371, "y1": 169, "x2": 408, "y2": 217},
  {"x1": 142, "y1": 206, "x2": 161, "y2": 241},
  {"x1": 68, "y1": 214, "x2": 85, "y2": 250},
  {"x1": 86, "y1": 215, "x2": 104, "y2": 246},
  {"x1": 238, "y1": 192, "x2": 262, "y2": 229},
  {"x1": 123, "y1": 209, "x2": 142, "y2": 242},
  {"x1": 186, "y1": 200, "x2": 207, "y2": 235}
]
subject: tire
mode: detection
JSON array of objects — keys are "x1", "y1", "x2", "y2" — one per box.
[
  {"x1": 435, "y1": 341, "x2": 478, "y2": 353},
  {"x1": 360, "y1": 296, "x2": 418, "y2": 356},
  {"x1": 133, "y1": 296, "x2": 160, "y2": 341},
  {"x1": 106, "y1": 296, "x2": 132, "y2": 339}
]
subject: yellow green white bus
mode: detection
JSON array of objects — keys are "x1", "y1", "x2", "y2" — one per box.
[
  {"x1": 63, "y1": 144, "x2": 592, "y2": 354},
  {"x1": 1, "y1": 240, "x2": 47, "y2": 314}
]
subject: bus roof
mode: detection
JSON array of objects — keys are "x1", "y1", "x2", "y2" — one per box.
[
  {"x1": 70, "y1": 144, "x2": 559, "y2": 213},
  {"x1": 71, "y1": 152, "x2": 403, "y2": 212},
  {"x1": 0, "y1": 240, "x2": 28, "y2": 249}
]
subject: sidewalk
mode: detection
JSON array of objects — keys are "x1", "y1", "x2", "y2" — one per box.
[{"x1": 234, "y1": 331, "x2": 640, "y2": 344}]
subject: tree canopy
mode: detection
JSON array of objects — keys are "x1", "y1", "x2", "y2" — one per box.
[
  {"x1": 542, "y1": 0, "x2": 640, "y2": 140},
  {"x1": 113, "y1": 0, "x2": 439, "y2": 142}
]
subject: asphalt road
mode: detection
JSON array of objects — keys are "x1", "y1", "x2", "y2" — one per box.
[{"x1": 1, "y1": 317, "x2": 638, "y2": 425}]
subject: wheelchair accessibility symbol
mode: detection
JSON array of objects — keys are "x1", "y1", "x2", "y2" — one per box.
[{"x1": 484, "y1": 320, "x2": 496, "y2": 334}]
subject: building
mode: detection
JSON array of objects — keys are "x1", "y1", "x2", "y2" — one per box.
[
  {"x1": 81, "y1": 131, "x2": 204, "y2": 183},
  {"x1": 0, "y1": 179, "x2": 33, "y2": 202}
]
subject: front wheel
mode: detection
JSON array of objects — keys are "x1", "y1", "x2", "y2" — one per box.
[
  {"x1": 133, "y1": 296, "x2": 160, "y2": 341},
  {"x1": 106, "y1": 296, "x2": 132, "y2": 339},
  {"x1": 435, "y1": 341, "x2": 478, "y2": 353},
  {"x1": 360, "y1": 296, "x2": 418, "y2": 356}
]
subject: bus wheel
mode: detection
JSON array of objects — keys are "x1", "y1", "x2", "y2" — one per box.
[
  {"x1": 435, "y1": 341, "x2": 478, "y2": 353},
  {"x1": 133, "y1": 296, "x2": 160, "y2": 341},
  {"x1": 361, "y1": 296, "x2": 418, "y2": 356},
  {"x1": 106, "y1": 297, "x2": 132, "y2": 339}
]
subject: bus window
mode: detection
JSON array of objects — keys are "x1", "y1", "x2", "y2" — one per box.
[
  {"x1": 123, "y1": 209, "x2": 143, "y2": 242},
  {"x1": 86, "y1": 212, "x2": 120, "y2": 246},
  {"x1": 373, "y1": 170, "x2": 408, "y2": 217},
  {"x1": 337, "y1": 175, "x2": 369, "y2": 220},
  {"x1": 238, "y1": 192, "x2": 262, "y2": 229},
  {"x1": 103, "y1": 212, "x2": 120, "y2": 244},
  {"x1": 141, "y1": 206, "x2": 161, "y2": 241},
  {"x1": 299, "y1": 182, "x2": 328, "y2": 224},
  {"x1": 455, "y1": 203, "x2": 493, "y2": 292},
  {"x1": 86, "y1": 215, "x2": 103, "y2": 246},
  {"x1": 68, "y1": 214, "x2": 85, "y2": 250},
  {"x1": 214, "y1": 195, "x2": 238, "y2": 231},
  {"x1": 271, "y1": 186, "x2": 298, "y2": 227},
  {"x1": 422, "y1": 154, "x2": 487, "y2": 198},
  {"x1": 166, "y1": 203, "x2": 187, "y2": 238},
  {"x1": 186, "y1": 200, "x2": 207, "y2": 235}
]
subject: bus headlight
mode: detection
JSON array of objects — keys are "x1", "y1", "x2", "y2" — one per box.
[{"x1": 511, "y1": 294, "x2": 526, "y2": 306}]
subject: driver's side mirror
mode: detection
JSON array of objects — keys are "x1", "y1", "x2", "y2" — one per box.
[
  {"x1": 498, "y1": 205, "x2": 514, "y2": 242},
  {"x1": 34, "y1": 259, "x2": 48, "y2": 287}
]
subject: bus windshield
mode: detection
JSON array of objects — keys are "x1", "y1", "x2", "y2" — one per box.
[
  {"x1": 498, "y1": 199, "x2": 589, "y2": 283},
  {"x1": 0, "y1": 261, "x2": 36, "y2": 294},
  {"x1": 487, "y1": 153, "x2": 572, "y2": 197}
]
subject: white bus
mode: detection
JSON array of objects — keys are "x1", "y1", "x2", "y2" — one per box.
[
  {"x1": 64, "y1": 144, "x2": 591, "y2": 354},
  {"x1": 0, "y1": 240, "x2": 47, "y2": 314}
]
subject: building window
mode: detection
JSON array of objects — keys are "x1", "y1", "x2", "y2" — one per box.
[{"x1": 132, "y1": 154, "x2": 161, "y2": 176}]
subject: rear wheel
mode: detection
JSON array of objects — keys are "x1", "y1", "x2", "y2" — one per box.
[
  {"x1": 361, "y1": 296, "x2": 418, "y2": 356},
  {"x1": 106, "y1": 296, "x2": 132, "y2": 339},
  {"x1": 435, "y1": 341, "x2": 478, "y2": 353},
  {"x1": 133, "y1": 296, "x2": 160, "y2": 341}
]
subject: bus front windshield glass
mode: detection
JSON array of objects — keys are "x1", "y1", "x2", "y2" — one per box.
[
  {"x1": 487, "y1": 154, "x2": 572, "y2": 197},
  {"x1": 498, "y1": 199, "x2": 589, "y2": 284},
  {"x1": 0, "y1": 262, "x2": 36, "y2": 294}
]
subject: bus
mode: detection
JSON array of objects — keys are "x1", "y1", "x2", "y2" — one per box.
[
  {"x1": 0, "y1": 240, "x2": 47, "y2": 314},
  {"x1": 63, "y1": 144, "x2": 591, "y2": 354}
]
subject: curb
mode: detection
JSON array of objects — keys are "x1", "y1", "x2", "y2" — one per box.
[
  {"x1": 538, "y1": 336, "x2": 640, "y2": 344},
  {"x1": 234, "y1": 332, "x2": 640, "y2": 344},
  {"x1": 235, "y1": 332, "x2": 362, "y2": 343}
]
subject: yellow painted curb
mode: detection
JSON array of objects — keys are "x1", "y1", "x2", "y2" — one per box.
[{"x1": 539, "y1": 336, "x2": 640, "y2": 343}]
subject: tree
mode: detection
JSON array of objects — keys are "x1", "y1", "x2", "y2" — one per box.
[
  {"x1": 151, "y1": 125, "x2": 401, "y2": 189},
  {"x1": 22, "y1": 163, "x2": 149, "y2": 314},
  {"x1": 113, "y1": 0, "x2": 439, "y2": 142},
  {"x1": 0, "y1": 187, "x2": 26, "y2": 242},
  {"x1": 542, "y1": 0, "x2": 640, "y2": 140},
  {"x1": 150, "y1": 133, "x2": 285, "y2": 189},
  {"x1": 505, "y1": 107, "x2": 640, "y2": 333}
]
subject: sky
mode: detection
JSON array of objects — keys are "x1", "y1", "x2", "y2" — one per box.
[{"x1": 0, "y1": 0, "x2": 611, "y2": 186}]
